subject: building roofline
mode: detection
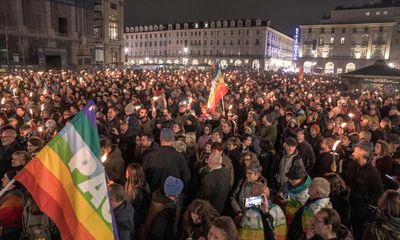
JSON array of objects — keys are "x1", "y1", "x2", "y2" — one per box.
[{"x1": 299, "y1": 21, "x2": 397, "y2": 28}]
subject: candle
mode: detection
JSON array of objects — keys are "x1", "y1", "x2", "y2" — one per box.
[
  {"x1": 1, "y1": 98, "x2": 4, "y2": 105},
  {"x1": 13, "y1": 88, "x2": 17, "y2": 97},
  {"x1": 101, "y1": 153, "x2": 107, "y2": 163},
  {"x1": 348, "y1": 113, "x2": 355, "y2": 119},
  {"x1": 41, "y1": 104, "x2": 44, "y2": 111}
]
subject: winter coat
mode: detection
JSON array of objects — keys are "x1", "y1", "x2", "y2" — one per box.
[
  {"x1": 198, "y1": 167, "x2": 231, "y2": 213},
  {"x1": 363, "y1": 213, "x2": 400, "y2": 240},
  {"x1": 313, "y1": 152, "x2": 334, "y2": 178},
  {"x1": 284, "y1": 175, "x2": 312, "y2": 226},
  {"x1": 141, "y1": 189, "x2": 177, "y2": 240},
  {"x1": 297, "y1": 141, "x2": 316, "y2": 174},
  {"x1": 276, "y1": 150, "x2": 305, "y2": 191},
  {"x1": 269, "y1": 203, "x2": 288, "y2": 240},
  {"x1": 330, "y1": 189, "x2": 351, "y2": 228},
  {"x1": 114, "y1": 201, "x2": 135, "y2": 240},
  {"x1": 230, "y1": 176, "x2": 267, "y2": 214},
  {"x1": 257, "y1": 123, "x2": 278, "y2": 147},
  {"x1": 221, "y1": 153, "x2": 234, "y2": 188},
  {"x1": 103, "y1": 146, "x2": 125, "y2": 184},
  {"x1": 0, "y1": 141, "x2": 23, "y2": 177},
  {"x1": 344, "y1": 161, "x2": 384, "y2": 207},
  {"x1": 143, "y1": 146, "x2": 191, "y2": 193}
]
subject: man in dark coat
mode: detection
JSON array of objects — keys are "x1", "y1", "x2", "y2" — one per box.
[
  {"x1": 313, "y1": 138, "x2": 335, "y2": 178},
  {"x1": 143, "y1": 128, "x2": 191, "y2": 192},
  {"x1": 198, "y1": 151, "x2": 231, "y2": 213},
  {"x1": 109, "y1": 183, "x2": 135, "y2": 240},
  {"x1": 296, "y1": 130, "x2": 316, "y2": 174},
  {"x1": 343, "y1": 140, "x2": 384, "y2": 240},
  {"x1": 142, "y1": 176, "x2": 184, "y2": 240},
  {"x1": 0, "y1": 129, "x2": 23, "y2": 177}
]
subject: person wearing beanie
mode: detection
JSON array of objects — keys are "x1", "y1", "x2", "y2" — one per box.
[
  {"x1": 276, "y1": 137, "x2": 305, "y2": 193},
  {"x1": 141, "y1": 176, "x2": 184, "y2": 240},
  {"x1": 0, "y1": 169, "x2": 24, "y2": 240},
  {"x1": 288, "y1": 177, "x2": 333, "y2": 240},
  {"x1": 142, "y1": 128, "x2": 191, "y2": 193},
  {"x1": 281, "y1": 165, "x2": 312, "y2": 226},
  {"x1": 343, "y1": 140, "x2": 384, "y2": 240}
]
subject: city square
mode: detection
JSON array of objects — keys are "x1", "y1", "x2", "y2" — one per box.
[{"x1": 0, "y1": 0, "x2": 399, "y2": 240}]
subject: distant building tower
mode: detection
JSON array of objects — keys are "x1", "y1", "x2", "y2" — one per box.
[{"x1": 94, "y1": 0, "x2": 124, "y2": 65}]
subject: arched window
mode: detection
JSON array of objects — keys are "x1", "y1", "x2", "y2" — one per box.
[{"x1": 109, "y1": 16, "x2": 118, "y2": 40}]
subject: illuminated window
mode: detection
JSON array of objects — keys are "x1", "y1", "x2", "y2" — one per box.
[
  {"x1": 340, "y1": 37, "x2": 345, "y2": 44},
  {"x1": 330, "y1": 37, "x2": 334, "y2": 44},
  {"x1": 109, "y1": 16, "x2": 118, "y2": 40},
  {"x1": 376, "y1": 11, "x2": 380, "y2": 15},
  {"x1": 383, "y1": 11, "x2": 388, "y2": 15},
  {"x1": 365, "y1": 12, "x2": 370, "y2": 16}
]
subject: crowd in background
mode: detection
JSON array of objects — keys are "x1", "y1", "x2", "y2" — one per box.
[{"x1": 0, "y1": 68, "x2": 400, "y2": 240}]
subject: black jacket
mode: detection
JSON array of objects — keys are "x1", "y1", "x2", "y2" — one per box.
[
  {"x1": 313, "y1": 152, "x2": 334, "y2": 178},
  {"x1": 0, "y1": 141, "x2": 23, "y2": 177},
  {"x1": 330, "y1": 189, "x2": 351, "y2": 228},
  {"x1": 114, "y1": 201, "x2": 135, "y2": 240},
  {"x1": 297, "y1": 141, "x2": 316, "y2": 174},
  {"x1": 198, "y1": 167, "x2": 231, "y2": 213},
  {"x1": 143, "y1": 146, "x2": 191, "y2": 192},
  {"x1": 344, "y1": 161, "x2": 384, "y2": 207}
]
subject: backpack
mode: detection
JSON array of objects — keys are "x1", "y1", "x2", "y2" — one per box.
[{"x1": 21, "y1": 197, "x2": 58, "y2": 240}]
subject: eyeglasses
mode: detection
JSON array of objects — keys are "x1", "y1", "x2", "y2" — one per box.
[{"x1": 243, "y1": 158, "x2": 251, "y2": 161}]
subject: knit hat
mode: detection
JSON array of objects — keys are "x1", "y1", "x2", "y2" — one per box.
[
  {"x1": 5, "y1": 169, "x2": 18, "y2": 180},
  {"x1": 286, "y1": 165, "x2": 306, "y2": 180},
  {"x1": 160, "y1": 128, "x2": 174, "y2": 141},
  {"x1": 164, "y1": 176, "x2": 184, "y2": 197},
  {"x1": 356, "y1": 140, "x2": 374, "y2": 154},
  {"x1": 285, "y1": 137, "x2": 298, "y2": 147}
]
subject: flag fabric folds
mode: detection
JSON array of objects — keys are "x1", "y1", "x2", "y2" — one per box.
[
  {"x1": 207, "y1": 68, "x2": 228, "y2": 113},
  {"x1": 15, "y1": 101, "x2": 116, "y2": 240}
]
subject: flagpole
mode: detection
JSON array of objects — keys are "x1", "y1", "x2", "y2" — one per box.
[
  {"x1": 0, "y1": 179, "x2": 16, "y2": 198},
  {"x1": 220, "y1": 91, "x2": 225, "y2": 114}
]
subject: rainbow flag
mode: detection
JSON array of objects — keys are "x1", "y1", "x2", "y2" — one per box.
[
  {"x1": 207, "y1": 68, "x2": 228, "y2": 113},
  {"x1": 15, "y1": 101, "x2": 117, "y2": 240}
]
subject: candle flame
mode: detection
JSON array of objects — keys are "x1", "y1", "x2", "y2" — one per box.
[
  {"x1": 333, "y1": 140, "x2": 341, "y2": 151},
  {"x1": 41, "y1": 104, "x2": 44, "y2": 111},
  {"x1": 101, "y1": 153, "x2": 107, "y2": 163}
]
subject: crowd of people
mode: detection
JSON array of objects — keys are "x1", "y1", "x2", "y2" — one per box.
[{"x1": 0, "y1": 68, "x2": 399, "y2": 240}]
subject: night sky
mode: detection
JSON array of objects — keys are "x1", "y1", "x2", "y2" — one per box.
[{"x1": 124, "y1": 0, "x2": 372, "y2": 35}]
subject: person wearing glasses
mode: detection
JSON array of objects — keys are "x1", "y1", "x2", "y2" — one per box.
[{"x1": 0, "y1": 129, "x2": 23, "y2": 177}]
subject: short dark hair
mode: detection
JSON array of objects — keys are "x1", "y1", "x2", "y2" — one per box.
[
  {"x1": 108, "y1": 183, "x2": 125, "y2": 202},
  {"x1": 318, "y1": 208, "x2": 341, "y2": 233}
]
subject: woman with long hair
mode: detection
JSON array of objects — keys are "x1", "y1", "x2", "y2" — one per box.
[
  {"x1": 372, "y1": 140, "x2": 393, "y2": 187},
  {"x1": 124, "y1": 163, "x2": 151, "y2": 239},
  {"x1": 181, "y1": 199, "x2": 220, "y2": 240},
  {"x1": 324, "y1": 173, "x2": 351, "y2": 227}
]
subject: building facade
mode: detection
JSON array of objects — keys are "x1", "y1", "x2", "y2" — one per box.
[
  {"x1": 94, "y1": 0, "x2": 124, "y2": 65},
  {"x1": 124, "y1": 19, "x2": 294, "y2": 70},
  {"x1": 299, "y1": 3, "x2": 400, "y2": 74},
  {"x1": 0, "y1": 0, "x2": 124, "y2": 69}
]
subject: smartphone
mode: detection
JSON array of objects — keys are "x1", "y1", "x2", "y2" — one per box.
[{"x1": 245, "y1": 196, "x2": 263, "y2": 208}]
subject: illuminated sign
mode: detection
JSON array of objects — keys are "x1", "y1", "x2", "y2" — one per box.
[{"x1": 293, "y1": 27, "x2": 300, "y2": 61}]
